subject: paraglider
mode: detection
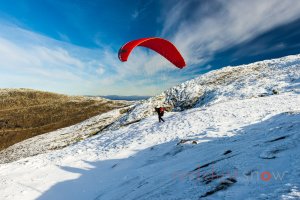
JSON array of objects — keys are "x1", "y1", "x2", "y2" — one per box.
[{"x1": 118, "y1": 37, "x2": 186, "y2": 68}]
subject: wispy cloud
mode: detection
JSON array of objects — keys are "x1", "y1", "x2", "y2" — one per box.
[
  {"x1": 123, "y1": 0, "x2": 300, "y2": 89},
  {"x1": 0, "y1": 22, "x2": 105, "y2": 94},
  {"x1": 131, "y1": 0, "x2": 153, "y2": 20},
  {"x1": 0, "y1": 21, "x2": 176, "y2": 95},
  {"x1": 57, "y1": 32, "x2": 71, "y2": 43},
  {"x1": 131, "y1": 10, "x2": 139, "y2": 19},
  {"x1": 161, "y1": 0, "x2": 300, "y2": 67}
]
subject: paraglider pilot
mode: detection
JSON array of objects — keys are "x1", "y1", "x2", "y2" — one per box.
[{"x1": 155, "y1": 107, "x2": 166, "y2": 122}]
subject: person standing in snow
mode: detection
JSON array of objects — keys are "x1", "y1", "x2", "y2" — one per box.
[{"x1": 155, "y1": 107, "x2": 166, "y2": 122}]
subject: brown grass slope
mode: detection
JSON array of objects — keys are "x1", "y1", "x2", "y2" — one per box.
[{"x1": 0, "y1": 88, "x2": 129, "y2": 151}]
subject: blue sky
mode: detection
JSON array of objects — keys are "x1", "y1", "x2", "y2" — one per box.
[{"x1": 1, "y1": 0, "x2": 300, "y2": 96}]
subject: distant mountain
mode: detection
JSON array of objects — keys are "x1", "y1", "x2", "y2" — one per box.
[{"x1": 100, "y1": 95, "x2": 151, "y2": 101}]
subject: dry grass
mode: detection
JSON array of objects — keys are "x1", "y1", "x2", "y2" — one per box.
[{"x1": 0, "y1": 88, "x2": 128, "y2": 151}]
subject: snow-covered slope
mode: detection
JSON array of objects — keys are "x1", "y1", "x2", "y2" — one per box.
[
  {"x1": 110, "y1": 54, "x2": 300, "y2": 129},
  {"x1": 0, "y1": 54, "x2": 300, "y2": 200}
]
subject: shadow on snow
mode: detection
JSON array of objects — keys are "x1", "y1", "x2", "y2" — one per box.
[{"x1": 37, "y1": 111, "x2": 300, "y2": 200}]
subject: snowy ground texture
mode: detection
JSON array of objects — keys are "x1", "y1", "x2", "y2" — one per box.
[{"x1": 0, "y1": 54, "x2": 300, "y2": 200}]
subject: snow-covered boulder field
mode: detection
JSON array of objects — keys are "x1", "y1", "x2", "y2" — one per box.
[{"x1": 0, "y1": 54, "x2": 299, "y2": 200}]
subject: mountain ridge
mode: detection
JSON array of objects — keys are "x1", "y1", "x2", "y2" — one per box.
[
  {"x1": 108, "y1": 54, "x2": 300, "y2": 130},
  {"x1": 0, "y1": 88, "x2": 131, "y2": 151}
]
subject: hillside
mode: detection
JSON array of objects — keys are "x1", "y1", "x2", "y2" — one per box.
[
  {"x1": 108, "y1": 54, "x2": 300, "y2": 130},
  {"x1": 0, "y1": 54, "x2": 299, "y2": 199},
  {"x1": 0, "y1": 89, "x2": 131, "y2": 151}
]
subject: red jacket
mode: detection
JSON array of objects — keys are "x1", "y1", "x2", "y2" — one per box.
[{"x1": 159, "y1": 107, "x2": 166, "y2": 113}]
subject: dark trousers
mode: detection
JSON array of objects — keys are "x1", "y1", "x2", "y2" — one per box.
[{"x1": 158, "y1": 115, "x2": 165, "y2": 122}]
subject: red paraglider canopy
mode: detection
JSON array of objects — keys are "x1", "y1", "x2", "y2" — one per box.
[{"x1": 118, "y1": 37, "x2": 186, "y2": 69}]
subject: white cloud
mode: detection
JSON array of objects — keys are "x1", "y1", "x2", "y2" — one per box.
[
  {"x1": 162, "y1": 0, "x2": 300, "y2": 66},
  {"x1": 111, "y1": 0, "x2": 300, "y2": 88},
  {"x1": 96, "y1": 66, "x2": 105, "y2": 75},
  {"x1": 0, "y1": 23, "x2": 107, "y2": 94},
  {"x1": 0, "y1": 22, "x2": 172, "y2": 96}
]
